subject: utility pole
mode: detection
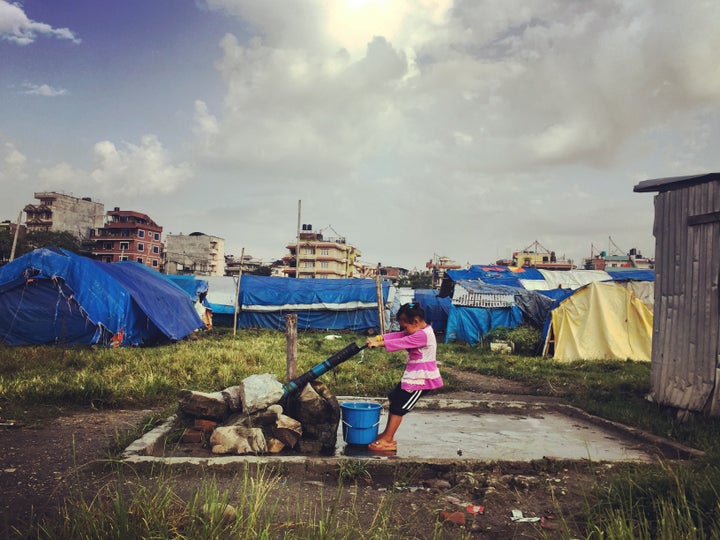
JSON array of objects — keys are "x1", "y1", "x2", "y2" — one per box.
[
  {"x1": 233, "y1": 247, "x2": 245, "y2": 335},
  {"x1": 295, "y1": 200, "x2": 301, "y2": 278},
  {"x1": 9, "y1": 210, "x2": 22, "y2": 262}
]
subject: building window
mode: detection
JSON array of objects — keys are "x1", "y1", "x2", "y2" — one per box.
[
  {"x1": 121, "y1": 230, "x2": 130, "y2": 237},
  {"x1": 302, "y1": 248, "x2": 315, "y2": 255},
  {"x1": 103, "y1": 242, "x2": 112, "y2": 250},
  {"x1": 105, "y1": 256, "x2": 113, "y2": 263},
  {"x1": 320, "y1": 248, "x2": 329, "y2": 255},
  {"x1": 119, "y1": 256, "x2": 128, "y2": 261},
  {"x1": 138, "y1": 243, "x2": 145, "y2": 251},
  {"x1": 152, "y1": 245, "x2": 159, "y2": 254},
  {"x1": 138, "y1": 230, "x2": 145, "y2": 238},
  {"x1": 154, "y1": 232, "x2": 160, "y2": 241},
  {"x1": 152, "y1": 259, "x2": 158, "y2": 267},
  {"x1": 119, "y1": 242, "x2": 129, "y2": 250},
  {"x1": 137, "y1": 257, "x2": 143, "y2": 264},
  {"x1": 320, "y1": 261, "x2": 329, "y2": 268},
  {"x1": 303, "y1": 261, "x2": 313, "y2": 268}
]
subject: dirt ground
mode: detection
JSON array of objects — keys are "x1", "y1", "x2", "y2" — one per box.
[{"x1": 0, "y1": 369, "x2": 642, "y2": 538}]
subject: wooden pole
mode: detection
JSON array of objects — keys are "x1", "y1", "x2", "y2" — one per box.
[
  {"x1": 232, "y1": 247, "x2": 245, "y2": 336},
  {"x1": 375, "y1": 272, "x2": 386, "y2": 334},
  {"x1": 295, "y1": 200, "x2": 301, "y2": 278},
  {"x1": 285, "y1": 313, "x2": 298, "y2": 381},
  {"x1": 9, "y1": 210, "x2": 22, "y2": 262}
]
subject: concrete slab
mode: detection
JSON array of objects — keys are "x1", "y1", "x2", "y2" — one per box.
[
  {"x1": 340, "y1": 409, "x2": 653, "y2": 461},
  {"x1": 123, "y1": 397, "x2": 701, "y2": 467}
]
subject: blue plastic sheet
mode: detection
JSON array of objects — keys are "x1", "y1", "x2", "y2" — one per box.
[
  {"x1": 0, "y1": 248, "x2": 202, "y2": 346},
  {"x1": 445, "y1": 305, "x2": 524, "y2": 345}
]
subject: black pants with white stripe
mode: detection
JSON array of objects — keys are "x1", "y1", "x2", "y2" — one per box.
[{"x1": 388, "y1": 383, "x2": 424, "y2": 416}]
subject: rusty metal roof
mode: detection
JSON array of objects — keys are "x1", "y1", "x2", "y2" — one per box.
[{"x1": 634, "y1": 172, "x2": 720, "y2": 193}]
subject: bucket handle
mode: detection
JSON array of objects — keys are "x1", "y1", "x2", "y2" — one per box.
[{"x1": 342, "y1": 420, "x2": 381, "y2": 428}]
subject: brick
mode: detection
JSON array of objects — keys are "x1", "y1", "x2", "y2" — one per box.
[
  {"x1": 181, "y1": 428, "x2": 204, "y2": 444},
  {"x1": 439, "y1": 511, "x2": 466, "y2": 526},
  {"x1": 193, "y1": 419, "x2": 218, "y2": 433}
]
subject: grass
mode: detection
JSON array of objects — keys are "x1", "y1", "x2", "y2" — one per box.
[
  {"x1": 0, "y1": 329, "x2": 409, "y2": 421},
  {"x1": 4, "y1": 328, "x2": 720, "y2": 538}
]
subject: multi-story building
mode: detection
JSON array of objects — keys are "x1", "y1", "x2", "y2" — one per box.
[
  {"x1": 164, "y1": 232, "x2": 225, "y2": 276},
  {"x1": 283, "y1": 225, "x2": 361, "y2": 279},
  {"x1": 91, "y1": 208, "x2": 163, "y2": 269},
  {"x1": 224, "y1": 253, "x2": 264, "y2": 276},
  {"x1": 426, "y1": 254, "x2": 462, "y2": 288},
  {"x1": 23, "y1": 192, "x2": 105, "y2": 241}
]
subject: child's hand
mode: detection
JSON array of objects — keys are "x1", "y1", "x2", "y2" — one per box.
[{"x1": 366, "y1": 335, "x2": 384, "y2": 348}]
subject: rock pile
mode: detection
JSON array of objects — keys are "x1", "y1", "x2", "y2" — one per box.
[{"x1": 177, "y1": 373, "x2": 340, "y2": 455}]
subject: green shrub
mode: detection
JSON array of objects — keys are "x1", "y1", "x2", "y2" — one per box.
[{"x1": 483, "y1": 325, "x2": 542, "y2": 355}]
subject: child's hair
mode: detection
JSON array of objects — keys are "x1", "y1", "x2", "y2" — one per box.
[{"x1": 397, "y1": 302, "x2": 425, "y2": 321}]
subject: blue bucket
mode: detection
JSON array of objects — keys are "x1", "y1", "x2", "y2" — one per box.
[{"x1": 340, "y1": 402, "x2": 382, "y2": 445}]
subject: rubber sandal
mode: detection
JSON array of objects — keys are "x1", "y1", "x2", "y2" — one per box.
[{"x1": 368, "y1": 439, "x2": 397, "y2": 452}]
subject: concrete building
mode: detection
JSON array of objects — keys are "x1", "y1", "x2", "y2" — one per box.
[
  {"x1": 92, "y1": 208, "x2": 163, "y2": 269},
  {"x1": 165, "y1": 232, "x2": 225, "y2": 277},
  {"x1": 283, "y1": 225, "x2": 361, "y2": 279},
  {"x1": 225, "y1": 253, "x2": 264, "y2": 276},
  {"x1": 23, "y1": 192, "x2": 105, "y2": 241},
  {"x1": 426, "y1": 254, "x2": 462, "y2": 289}
]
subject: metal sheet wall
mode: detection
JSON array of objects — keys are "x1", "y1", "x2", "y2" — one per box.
[{"x1": 651, "y1": 180, "x2": 720, "y2": 413}]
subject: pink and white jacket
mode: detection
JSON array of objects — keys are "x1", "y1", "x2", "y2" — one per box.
[{"x1": 382, "y1": 325, "x2": 444, "y2": 391}]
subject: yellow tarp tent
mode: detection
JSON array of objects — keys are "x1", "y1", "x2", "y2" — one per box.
[{"x1": 544, "y1": 281, "x2": 653, "y2": 361}]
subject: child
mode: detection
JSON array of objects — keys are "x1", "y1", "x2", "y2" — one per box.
[{"x1": 365, "y1": 302, "x2": 443, "y2": 452}]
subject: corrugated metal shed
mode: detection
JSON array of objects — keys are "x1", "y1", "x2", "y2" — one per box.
[{"x1": 634, "y1": 173, "x2": 720, "y2": 415}]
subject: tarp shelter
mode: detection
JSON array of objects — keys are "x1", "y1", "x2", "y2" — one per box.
[
  {"x1": 162, "y1": 274, "x2": 208, "y2": 301},
  {"x1": 441, "y1": 266, "x2": 654, "y2": 346},
  {"x1": 203, "y1": 276, "x2": 241, "y2": 326},
  {"x1": 237, "y1": 275, "x2": 388, "y2": 331},
  {"x1": 543, "y1": 281, "x2": 653, "y2": 361},
  {"x1": 444, "y1": 278, "x2": 524, "y2": 345},
  {"x1": 414, "y1": 289, "x2": 452, "y2": 333},
  {"x1": 164, "y1": 275, "x2": 238, "y2": 326},
  {"x1": 0, "y1": 248, "x2": 203, "y2": 346}
]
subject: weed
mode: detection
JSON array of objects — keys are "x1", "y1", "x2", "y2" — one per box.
[{"x1": 338, "y1": 459, "x2": 372, "y2": 483}]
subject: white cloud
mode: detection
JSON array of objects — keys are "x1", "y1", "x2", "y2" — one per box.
[
  {"x1": 37, "y1": 161, "x2": 85, "y2": 189},
  {"x1": 35, "y1": 136, "x2": 193, "y2": 207},
  {"x1": 90, "y1": 135, "x2": 194, "y2": 197},
  {"x1": 0, "y1": 140, "x2": 26, "y2": 180},
  {"x1": 0, "y1": 0, "x2": 81, "y2": 45},
  {"x1": 22, "y1": 83, "x2": 68, "y2": 97}
]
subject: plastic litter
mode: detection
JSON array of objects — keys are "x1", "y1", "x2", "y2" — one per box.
[
  {"x1": 467, "y1": 504, "x2": 484, "y2": 515},
  {"x1": 511, "y1": 509, "x2": 540, "y2": 523}
]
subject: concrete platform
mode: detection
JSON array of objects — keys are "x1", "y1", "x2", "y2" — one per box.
[{"x1": 122, "y1": 397, "x2": 702, "y2": 467}]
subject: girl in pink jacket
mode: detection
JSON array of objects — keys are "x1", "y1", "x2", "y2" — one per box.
[{"x1": 365, "y1": 302, "x2": 443, "y2": 452}]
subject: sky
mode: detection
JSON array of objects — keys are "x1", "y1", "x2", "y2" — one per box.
[{"x1": 1, "y1": 0, "x2": 719, "y2": 270}]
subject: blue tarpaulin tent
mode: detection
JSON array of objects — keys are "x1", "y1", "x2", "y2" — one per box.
[
  {"x1": 442, "y1": 266, "x2": 654, "y2": 345},
  {"x1": 413, "y1": 289, "x2": 452, "y2": 333},
  {"x1": 237, "y1": 275, "x2": 387, "y2": 331},
  {"x1": 0, "y1": 248, "x2": 203, "y2": 346},
  {"x1": 162, "y1": 274, "x2": 209, "y2": 301}
]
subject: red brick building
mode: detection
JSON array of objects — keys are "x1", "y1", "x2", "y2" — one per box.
[{"x1": 91, "y1": 208, "x2": 163, "y2": 269}]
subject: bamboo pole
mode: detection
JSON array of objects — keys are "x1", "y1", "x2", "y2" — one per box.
[
  {"x1": 232, "y1": 247, "x2": 245, "y2": 335},
  {"x1": 285, "y1": 313, "x2": 298, "y2": 381},
  {"x1": 375, "y1": 271, "x2": 386, "y2": 334},
  {"x1": 9, "y1": 210, "x2": 22, "y2": 262}
]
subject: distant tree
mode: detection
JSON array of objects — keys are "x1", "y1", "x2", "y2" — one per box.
[
  {"x1": 251, "y1": 265, "x2": 273, "y2": 276},
  {"x1": 19, "y1": 231, "x2": 84, "y2": 257},
  {"x1": 397, "y1": 271, "x2": 433, "y2": 289},
  {"x1": 0, "y1": 229, "x2": 17, "y2": 262}
]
